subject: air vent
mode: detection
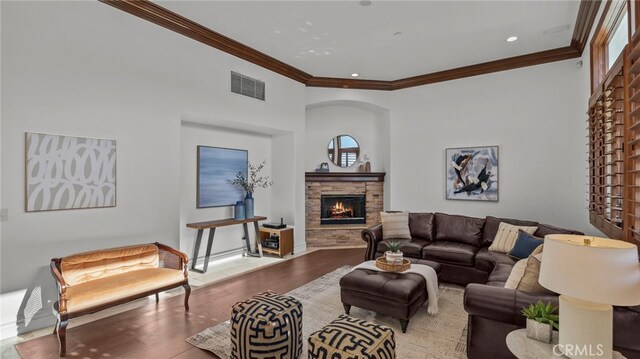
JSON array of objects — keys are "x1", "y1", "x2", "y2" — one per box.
[{"x1": 231, "y1": 71, "x2": 265, "y2": 101}]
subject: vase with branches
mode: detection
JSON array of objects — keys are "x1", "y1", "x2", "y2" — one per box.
[{"x1": 227, "y1": 160, "x2": 273, "y2": 218}]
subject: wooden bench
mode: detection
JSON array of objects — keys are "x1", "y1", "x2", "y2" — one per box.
[{"x1": 50, "y1": 242, "x2": 190, "y2": 356}]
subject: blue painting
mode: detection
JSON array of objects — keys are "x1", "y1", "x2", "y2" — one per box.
[
  {"x1": 197, "y1": 146, "x2": 247, "y2": 208},
  {"x1": 446, "y1": 146, "x2": 498, "y2": 201}
]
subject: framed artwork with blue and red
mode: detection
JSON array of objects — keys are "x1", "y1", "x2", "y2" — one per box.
[{"x1": 446, "y1": 146, "x2": 498, "y2": 201}]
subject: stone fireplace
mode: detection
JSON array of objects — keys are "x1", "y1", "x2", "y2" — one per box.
[
  {"x1": 320, "y1": 194, "x2": 366, "y2": 225},
  {"x1": 305, "y1": 172, "x2": 385, "y2": 247}
]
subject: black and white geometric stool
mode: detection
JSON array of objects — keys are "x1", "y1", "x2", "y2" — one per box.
[
  {"x1": 230, "y1": 291, "x2": 303, "y2": 359},
  {"x1": 308, "y1": 315, "x2": 396, "y2": 359}
]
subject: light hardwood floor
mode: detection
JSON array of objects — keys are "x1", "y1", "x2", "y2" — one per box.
[{"x1": 15, "y1": 248, "x2": 364, "y2": 358}]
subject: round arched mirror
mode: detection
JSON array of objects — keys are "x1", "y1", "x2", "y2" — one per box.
[{"x1": 327, "y1": 135, "x2": 360, "y2": 167}]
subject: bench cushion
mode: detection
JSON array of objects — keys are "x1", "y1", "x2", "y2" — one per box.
[
  {"x1": 65, "y1": 268, "x2": 184, "y2": 312},
  {"x1": 340, "y1": 269, "x2": 426, "y2": 303},
  {"x1": 61, "y1": 244, "x2": 159, "y2": 286}
]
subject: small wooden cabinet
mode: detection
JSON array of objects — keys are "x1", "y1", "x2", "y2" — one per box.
[{"x1": 257, "y1": 227, "x2": 294, "y2": 258}]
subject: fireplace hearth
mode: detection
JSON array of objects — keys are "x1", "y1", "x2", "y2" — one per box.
[{"x1": 321, "y1": 195, "x2": 366, "y2": 225}]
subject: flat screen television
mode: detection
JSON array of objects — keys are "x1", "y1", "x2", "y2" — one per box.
[{"x1": 197, "y1": 146, "x2": 248, "y2": 208}]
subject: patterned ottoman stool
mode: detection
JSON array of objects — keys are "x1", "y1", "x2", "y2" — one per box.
[
  {"x1": 230, "y1": 291, "x2": 303, "y2": 359},
  {"x1": 308, "y1": 315, "x2": 395, "y2": 359}
]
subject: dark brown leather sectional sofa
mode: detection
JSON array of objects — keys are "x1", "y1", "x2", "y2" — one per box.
[{"x1": 361, "y1": 212, "x2": 640, "y2": 359}]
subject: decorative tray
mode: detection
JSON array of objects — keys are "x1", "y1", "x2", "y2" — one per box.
[{"x1": 375, "y1": 257, "x2": 411, "y2": 272}]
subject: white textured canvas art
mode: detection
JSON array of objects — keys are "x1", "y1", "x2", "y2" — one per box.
[{"x1": 25, "y1": 132, "x2": 116, "y2": 211}]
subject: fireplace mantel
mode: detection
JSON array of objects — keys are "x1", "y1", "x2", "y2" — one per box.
[{"x1": 305, "y1": 172, "x2": 385, "y2": 182}]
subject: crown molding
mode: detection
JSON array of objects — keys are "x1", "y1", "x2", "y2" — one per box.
[
  {"x1": 99, "y1": 0, "x2": 312, "y2": 84},
  {"x1": 306, "y1": 77, "x2": 392, "y2": 91},
  {"x1": 101, "y1": 0, "x2": 594, "y2": 91},
  {"x1": 571, "y1": 0, "x2": 603, "y2": 55},
  {"x1": 390, "y1": 46, "x2": 581, "y2": 90}
]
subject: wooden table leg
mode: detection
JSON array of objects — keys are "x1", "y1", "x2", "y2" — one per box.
[{"x1": 191, "y1": 229, "x2": 204, "y2": 272}]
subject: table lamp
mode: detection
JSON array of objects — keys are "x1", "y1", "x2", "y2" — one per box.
[{"x1": 539, "y1": 235, "x2": 640, "y2": 359}]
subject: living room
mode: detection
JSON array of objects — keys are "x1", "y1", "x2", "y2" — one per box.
[{"x1": 1, "y1": 1, "x2": 639, "y2": 358}]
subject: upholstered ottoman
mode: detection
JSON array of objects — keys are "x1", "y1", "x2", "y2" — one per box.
[
  {"x1": 339, "y1": 259, "x2": 441, "y2": 333},
  {"x1": 230, "y1": 291, "x2": 303, "y2": 359},
  {"x1": 308, "y1": 315, "x2": 395, "y2": 359}
]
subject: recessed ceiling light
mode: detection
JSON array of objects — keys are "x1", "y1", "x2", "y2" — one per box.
[
  {"x1": 351, "y1": 73, "x2": 359, "y2": 77},
  {"x1": 393, "y1": 32, "x2": 402, "y2": 37},
  {"x1": 359, "y1": 0, "x2": 372, "y2": 6},
  {"x1": 506, "y1": 36, "x2": 518, "y2": 42}
]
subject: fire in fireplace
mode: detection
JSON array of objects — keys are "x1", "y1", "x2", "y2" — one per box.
[{"x1": 321, "y1": 195, "x2": 366, "y2": 225}]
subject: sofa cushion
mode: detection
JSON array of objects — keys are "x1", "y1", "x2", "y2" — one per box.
[
  {"x1": 482, "y1": 216, "x2": 539, "y2": 246},
  {"x1": 434, "y1": 213, "x2": 485, "y2": 246},
  {"x1": 381, "y1": 211, "x2": 411, "y2": 240},
  {"x1": 474, "y1": 247, "x2": 518, "y2": 273},
  {"x1": 65, "y1": 267, "x2": 185, "y2": 312},
  {"x1": 422, "y1": 241, "x2": 479, "y2": 267},
  {"x1": 377, "y1": 238, "x2": 429, "y2": 258},
  {"x1": 61, "y1": 244, "x2": 160, "y2": 286},
  {"x1": 409, "y1": 212, "x2": 434, "y2": 241},
  {"x1": 488, "y1": 222, "x2": 538, "y2": 254},
  {"x1": 534, "y1": 223, "x2": 583, "y2": 238},
  {"x1": 487, "y1": 263, "x2": 514, "y2": 286}
]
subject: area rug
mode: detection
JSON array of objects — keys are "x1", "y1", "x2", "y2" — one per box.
[{"x1": 186, "y1": 266, "x2": 467, "y2": 359}]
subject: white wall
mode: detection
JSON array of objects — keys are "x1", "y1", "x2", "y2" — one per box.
[
  {"x1": 0, "y1": 1, "x2": 305, "y2": 338},
  {"x1": 388, "y1": 60, "x2": 592, "y2": 232},
  {"x1": 180, "y1": 122, "x2": 273, "y2": 260},
  {"x1": 305, "y1": 104, "x2": 389, "y2": 172},
  {"x1": 306, "y1": 58, "x2": 597, "y2": 235}
]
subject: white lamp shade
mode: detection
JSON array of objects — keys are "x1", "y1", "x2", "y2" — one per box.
[{"x1": 539, "y1": 235, "x2": 640, "y2": 306}]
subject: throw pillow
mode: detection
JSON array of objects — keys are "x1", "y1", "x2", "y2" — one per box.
[
  {"x1": 508, "y1": 230, "x2": 544, "y2": 259},
  {"x1": 530, "y1": 244, "x2": 544, "y2": 256},
  {"x1": 517, "y1": 253, "x2": 555, "y2": 294},
  {"x1": 504, "y1": 258, "x2": 528, "y2": 289},
  {"x1": 380, "y1": 211, "x2": 411, "y2": 240},
  {"x1": 488, "y1": 222, "x2": 538, "y2": 254}
]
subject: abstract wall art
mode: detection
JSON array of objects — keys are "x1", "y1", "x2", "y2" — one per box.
[
  {"x1": 197, "y1": 146, "x2": 248, "y2": 208},
  {"x1": 25, "y1": 132, "x2": 116, "y2": 212},
  {"x1": 446, "y1": 146, "x2": 498, "y2": 201}
]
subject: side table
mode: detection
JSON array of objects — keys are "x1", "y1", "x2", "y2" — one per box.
[{"x1": 506, "y1": 329, "x2": 625, "y2": 359}]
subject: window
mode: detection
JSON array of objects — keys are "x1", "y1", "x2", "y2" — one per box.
[
  {"x1": 608, "y1": 12, "x2": 628, "y2": 68},
  {"x1": 591, "y1": 0, "x2": 628, "y2": 91}
]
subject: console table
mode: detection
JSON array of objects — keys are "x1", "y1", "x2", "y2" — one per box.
[{"x1": 186, "y1": 216, "x2": 267, "y2": 273}]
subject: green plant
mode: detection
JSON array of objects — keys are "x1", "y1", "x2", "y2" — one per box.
[
  {"x1": 227, "y1": 160, "x2": 273, "y2": 194},
  {"x1": 384, "y1": 240, "x2": 403, "y2": 253},
  {"x1": 522, "y1": 301, "x2": 559, "y2": 330}
]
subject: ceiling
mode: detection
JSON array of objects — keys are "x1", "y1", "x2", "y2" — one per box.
[{"x1": 159, "y1": 1, "x2": 581, "y2": 81}]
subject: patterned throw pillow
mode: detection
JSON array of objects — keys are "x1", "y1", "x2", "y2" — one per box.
[
  {"x1": 380, "y1": 211, "x2": 411, "y2": 240},
  {"x1": 488, "y1": 222, "x2": 538, "y2": 254}
]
